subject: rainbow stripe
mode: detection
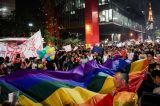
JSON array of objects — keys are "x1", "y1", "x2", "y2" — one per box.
[{"x1": 0, "y1": 59, "x2": 148, "y2": 106}]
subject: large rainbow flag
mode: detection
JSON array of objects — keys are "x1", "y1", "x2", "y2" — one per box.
[{"x1": 0, "y1": 59, "x2": 148, "y2": 106}]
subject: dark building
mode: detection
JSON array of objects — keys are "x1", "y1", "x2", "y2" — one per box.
[
  {"x1": 53, "y1": 0, "x2": 147, "y2": 42},
  {"x1": 0, "y1": 0, "x2": 15, "y2": 37},
  {"x1": 152, "y1": 0, "x2": 160, "y2": 30},
  {"x1": 14, "y1": 0, "x2": 149, "y2": 42},
  {"x1": 0, "y1": 0, "x2": 15, "y2": 18},
  {"x1": 14, "y1": 0, "x2": 154, "y2": 42}
]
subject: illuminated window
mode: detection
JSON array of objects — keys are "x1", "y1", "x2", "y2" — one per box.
[
  {"x1": 99, "y1": 9, "x2": 113, "y2": 22},
  {"x1": 109, "y1": 9, "x2": 112, "y2": 21}
]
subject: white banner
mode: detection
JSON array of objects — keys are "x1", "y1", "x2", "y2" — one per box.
[
  {"x1": 63, "y1": 45, "x2": 72, "y2": 52},
  {"x1": 73, "y1": 46, "x2": 78, "y2": 51},
  {"x1": 0, "y1": 30, "x2": 43, "y2": 59}
]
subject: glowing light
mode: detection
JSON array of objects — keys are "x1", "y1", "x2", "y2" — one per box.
[
  {"x1": 85, "y1": 24, "x2": 91, "y2": 32},
  {"x1": 2, "y1": 7, "x2": 7, "y2": 12},
  {"x1": 28, "y1": 23, "x2": 33, "y2": 27},
  {"x1": 156, "y1": 39, "x2": 160, "y2": 43},
  {"x1": 130, "y1": 33, "x2": 133, "y2": 37},
  {"x1": 0, "y1": 7, "x2": 8, "y2": 12},
  {"x1": 105, "y1": 39, "x2": 108, "y2": 43}
]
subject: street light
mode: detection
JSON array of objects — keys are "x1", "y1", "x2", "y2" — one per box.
[
  {"x1": 28, "y1": 23, "x2": 34, "y2": 36},
  {"x1": 0, "y1": 7, "x2": 8, "y2": 17},
  {"x1": 28, "y1": 23, "x2": 33, "y2": 27},
  {"x1": 0, "y1": 7, "x2": 8, "y2": 12},
  {"x1": 2, "y1": 7, "x2": 7, "y2": 12},
  {"x1": 130, "y1": 32, "x2": 133, "y2": 37}
]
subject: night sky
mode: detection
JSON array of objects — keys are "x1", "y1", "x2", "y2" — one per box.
[
  {"x1": 16, "y1": 0, "x2": 42, "y2": 30},
  {"x1": 16, "y1": 0, "x2": 41, "y2": 20},
  {"x1": 152, "y1": 0, "x2": 160, "y2": 14}
]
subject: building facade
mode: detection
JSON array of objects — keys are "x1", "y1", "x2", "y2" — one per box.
[
  {"x1": 55, "y1": 0, "x2": 146, "y2": 42},
  {"x1": 152, "y1": 0, "x2": 160, "y2": 30}
]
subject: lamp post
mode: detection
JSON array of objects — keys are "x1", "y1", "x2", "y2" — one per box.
[{"x1": 28, "y1": 23, "x2": 34, "y2": 36}]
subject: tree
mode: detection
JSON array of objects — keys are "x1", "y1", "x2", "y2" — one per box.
[
  {"x1": 43, "y1": 29, "x2": 58, "y2": 45},
  {"x1": 63, "y1": 38, "x2": 81, "y2": 45}
]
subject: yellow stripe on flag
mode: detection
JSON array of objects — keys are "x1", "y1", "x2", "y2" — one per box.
[
  {"x1": 99, "y1": 77, "x2": 115, "y2": 94},
  {"x1": 18, "y1": 95, "x2": 42, "y2": 106},
  {"x1": 130, "y1": 59, "x2": 148, "y2": 73},
  {"x1": 42, "y1": 87, "x2": 104, "y2": 106}
]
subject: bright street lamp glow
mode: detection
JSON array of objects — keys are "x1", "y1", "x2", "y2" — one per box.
[
  {"x1": 130, "y1": 33, "x2": 133, "y2": 37},
  {"x1": 2, "y1": 7, "x2": 7, "y2": 12},
  {"x1": 28, "y1": 23, "x2": 33, "y2": 27},
  {"x1": 0, "y1": 7, "x2": 8, "y2": 12}
]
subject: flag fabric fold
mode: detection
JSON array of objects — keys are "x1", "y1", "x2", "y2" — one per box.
[{"x1": 0, "y1": 59, "x2": 148, "y2": 106}]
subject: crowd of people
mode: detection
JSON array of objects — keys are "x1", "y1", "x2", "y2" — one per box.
[
  {"x1": 0, "y1": 41, "x2": 160, "y2": 74},
  {"x1": 0, "y1": 41, "x2": 160, "y2": 105}
]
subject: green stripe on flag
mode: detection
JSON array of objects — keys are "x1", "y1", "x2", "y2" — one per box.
[
  {"x1": 87, "y1": 75, "x2": 106, "y2": 92},
  {"x1": 0, "y1": 82, "x2": 15, "y2": 102},
  {"x1": 26, "y1": 80, "x2": 74, "y2": 102}
]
